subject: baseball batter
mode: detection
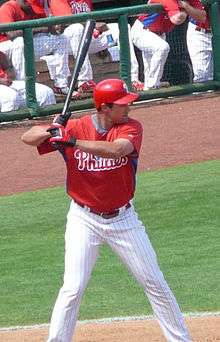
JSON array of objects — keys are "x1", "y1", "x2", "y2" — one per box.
[
  {"x1": 179, "y1": 0, "x2": 212, "y2": 82},
  {"x1": 21, "y1": 79, "x2": 191, "y2": 342},
  {"x1": 131, "y1": 0, "x2": 187, "y2": 90}
]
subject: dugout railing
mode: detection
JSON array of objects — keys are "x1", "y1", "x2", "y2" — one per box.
[{"x1": 0, "y1": 2, "x2": 220, "y2": 123}]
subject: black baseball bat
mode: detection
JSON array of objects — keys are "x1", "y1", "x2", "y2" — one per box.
[{"x1": 54, "y1": 19, "x2": 96, "y2": 127}]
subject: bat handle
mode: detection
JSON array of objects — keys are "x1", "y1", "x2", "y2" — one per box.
[{"x1": 53, "y1": 111, "x2": 72, "y2": 127}]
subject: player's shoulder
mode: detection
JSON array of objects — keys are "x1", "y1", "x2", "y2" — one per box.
[
  {"x1": 126, "y1": 117, "x2": 143, "y2": 132},
  {"x1": 67, "y1": 113, "x2": 92, "y2": 128}
]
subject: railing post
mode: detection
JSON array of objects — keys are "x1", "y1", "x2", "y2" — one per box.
[
  {"x1": 118, "y1": 15, "x2": 132, "y2": 91},
  {"x1": 210, "y1": 0, "x2": 220, "y2": 82},
  {"x1": 23, "y1": 28, "x2": 39, "y2": 117}
]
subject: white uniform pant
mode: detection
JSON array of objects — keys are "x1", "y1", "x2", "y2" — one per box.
[
  {"x1": 11, "y1": 34, "x2": 70, "y2": 88},
  {"x1": 47, "y1": 201, "x2": 191, "y2": 342},
  {"x1": 0, "y1": 40, "x2": 13, "y2": 60},
  {"x1": 0, "y1": 80, "x2": 56, "y2": 112},
  {"x1": 63, "y1": 22, "x2": 139, "y2": 84},
  {"x1": 187, "y1": 22, "x2": 213, "y2": 83},
  {"x1": 131, "y1": 19, "x2": 170, "y2": 89}
]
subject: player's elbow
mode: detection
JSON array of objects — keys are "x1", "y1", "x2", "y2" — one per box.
[
  {"x1": 170, "y1": 11, "x2": 187, "y2": 25},
  {"x1": 21, "y1": 133, "x2": 36, "y2": 145}
]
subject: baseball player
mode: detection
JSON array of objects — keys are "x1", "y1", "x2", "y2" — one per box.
[
  {"x1": 0, "y1": 0, "x2": 71, "y2": 96},
  {"x1": 131, "y1": 0, "x2": 187, "y2": 90},
  {"x1": 47, "y1": 0, "x2": 144, "y2": 94},
  {"x1": 22, "y1": 78, "x2": 191, "y2": 342},
  {"x1": 0, "y1": 50, "x2": 56, "y2": 111},
  {"x1": 179, "y1": 0, "x2": 212, "y2": 82}
]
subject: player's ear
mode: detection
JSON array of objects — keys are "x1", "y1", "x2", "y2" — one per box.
[{"x1": 100, "y1": 103, "x2": 110, "y2": 112}]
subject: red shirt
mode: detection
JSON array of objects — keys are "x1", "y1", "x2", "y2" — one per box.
[
  {"x1": 38, "y1": 114, "x2": 143, "y2": 212},
  {"x1": 0, "y1": 0, "x2": 44, "y2": 42},
  {"x1": 188, "y1": 0, "x2": 210, "y2": 29},
  {"x1": 138, "y1": 0, "x2": 181, "y2": 33},
  {"x1": 49, "y1": 0, "x2": 93, "y2": 16}
]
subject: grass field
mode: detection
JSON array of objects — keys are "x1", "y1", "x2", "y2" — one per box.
[{"x1": 0, "y1": 160, "x2": 219, "y2": 327}]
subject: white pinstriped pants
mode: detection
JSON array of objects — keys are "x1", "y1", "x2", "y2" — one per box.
[
  {"x1": 187, "y1": 22, "x2": 213, "y2": 83},
  {"x1": 47, "y1": 201, "x2": 191, "y2": 342},
  {"x1": 63, "y1": 22, "x2": 139, "y2": 84},
  {"x1": 131, "y1": 19, "x2": 170, "y2": 89}
]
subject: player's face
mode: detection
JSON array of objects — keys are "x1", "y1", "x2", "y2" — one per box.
[{"x1": 108, "y1": 103, "x2": 130, "y2": 124}]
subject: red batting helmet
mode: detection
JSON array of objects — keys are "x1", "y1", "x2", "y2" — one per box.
[{"x1": 93, "y1": 79, "x2": 139, "y2": 110}]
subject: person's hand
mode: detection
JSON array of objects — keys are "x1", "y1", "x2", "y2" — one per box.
[
  {"x1": 95, "y1": 22, "x2": 109, "y2": 33},
  {"x1": 50, "y1": 24, "x2": 65, "y2": 35},
  {"x1": 47, "y1": 124, "x2": 76, "y2": 147}
]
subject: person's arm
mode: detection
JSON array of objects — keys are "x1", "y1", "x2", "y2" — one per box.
[
  {"x1": 21, "y1": 126, "x2": 51, "y2": 146},
  {"x1": 75, "y1": 138, "x2": 134, "y2": 159},
  {"x1": 169, "y1": 10, "x2": 188, "y2": 24},
  {"x1": 178, "y1": 0, "x2": 206, "y2": 22}
]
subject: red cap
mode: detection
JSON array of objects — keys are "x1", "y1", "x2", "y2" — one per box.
[{"x1": 93, "y1": 79, "x2": 139, "y2": 110}]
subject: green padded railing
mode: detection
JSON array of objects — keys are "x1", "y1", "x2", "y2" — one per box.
[{"x1": 0, "y1": 2, "x2": 220, "y2": 122}]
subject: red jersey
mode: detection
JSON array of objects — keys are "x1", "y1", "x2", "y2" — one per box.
[
  {"x1": 188, "y1": 0, "x2": 210, "y2": 29},
  {"x1": 38, "y1": 114, "x2": 143, "y2": 212},
  {"x1": 138, "y1": 0, "x2": 181, "y2": 33},
  {"x1": 0, "y1": 0, "x2": 45, "y2": 42},
  {"x1": 49, "y1": 0, "x2": 92, "y2": 16}
]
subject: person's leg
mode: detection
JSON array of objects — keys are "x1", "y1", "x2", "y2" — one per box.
[
  {"x1": 107, "y1": 23, "x2": 140, "y2": 83},
  {"x1": 106, "y1": 207, "x2": 191, "y2": 342},
  {"x1": 63, "y1": 24, "x2": 93, "y2": 83},
  {"x1": 33, "y1": 33, "x2": 70, "y2": 89},
  {"x1": 0, "y1": 40, "x2": 13, "y2": 60},
  {"x1": 187, "y1": 23, "x2": 213, "y2": 82},
  {"x1": 47, "y1": 201, "x2": 102, "y2": 342},
  {"x1": 35, "y1": 83, "x2": 56, "y2": 106},
  {"x1": 11, "y1": 37, "x2": 25, "y2": 80},
  {"x1": 0, "y1": 84, "x2": 20, "y2": 112},
  {"x1": 131, "y1": 20, "x2": 170, "y2": 89},
  {"x1": 10, "y1": 80, "x2": 56, "y2": 107}
]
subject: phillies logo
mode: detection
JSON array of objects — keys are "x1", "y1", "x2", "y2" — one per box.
[
  {"x1": 74, "y1": 149, "x2": 128, "y2": 171},
  {"x1": 69, "y1": 0, "x2": 91, "y2": 13}
]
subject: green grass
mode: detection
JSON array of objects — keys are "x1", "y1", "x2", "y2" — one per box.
[{"x1": 0, "y1": 160, "x2": 219, "y2": 327}]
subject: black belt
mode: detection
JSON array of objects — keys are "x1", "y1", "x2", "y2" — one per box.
[
  {"x1": 195, "y1": 26, "x2": 211, "y2": 34},
  {"x1": 74, "y1": 199, "x2": 131, "y2": 219}
]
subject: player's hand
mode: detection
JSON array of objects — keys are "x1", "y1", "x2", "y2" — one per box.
[{"x1": 47, "y1": 124, "x2": 76, "y2": 147}]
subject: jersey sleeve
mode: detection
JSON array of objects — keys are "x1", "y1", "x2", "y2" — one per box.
[
  {"x1": 117, "y1": 119, "x2": 143, "y2": 156},
  {"x1": 151, "y1": 0, "x2": 180, "y2": 17},
  {"x1": 0, "y1": 5, "x2": 15, "y2": 22},
  {"x1": 36, "y1": 125, "x2": 57, "y2": 155}
]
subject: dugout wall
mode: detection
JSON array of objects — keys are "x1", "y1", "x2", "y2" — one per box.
[{"x1": 0, "y1": 1, "x2": 220, "y2": 122}]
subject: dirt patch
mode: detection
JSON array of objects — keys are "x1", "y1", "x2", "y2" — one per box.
[
  {"x1": 0, "y1": 93, "x2": 219, "y2": 341},
  {"x1": 0, "y1": 316, "x2": 220, "y2": 341}
]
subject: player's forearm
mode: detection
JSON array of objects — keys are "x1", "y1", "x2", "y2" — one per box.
[
  {"x1": 170, "y1": 11, "x2": 187, "y2": 25},
  {"x1": 21, "y1": 126, "x2": 51, "y2": 146},
  {"x1": 179, "y1": 1, "x2": 206, "y2": 22},
  {"x1": 75, "y1": 139, "x2": 133, "y2": 159}
]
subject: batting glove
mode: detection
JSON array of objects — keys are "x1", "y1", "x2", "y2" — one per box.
[{"x1": 47, "y1": 125, "x2": 76, "y2": 147}]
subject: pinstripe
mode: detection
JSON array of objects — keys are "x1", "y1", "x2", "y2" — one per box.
[{"x1": 48, "y1": 202, "x2": 191, "y2": 342}]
